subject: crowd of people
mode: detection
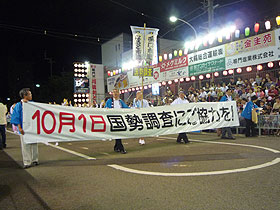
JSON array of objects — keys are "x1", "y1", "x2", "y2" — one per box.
[{"x1": 1, "y1": 71, "x2": 280, "y2": 168}]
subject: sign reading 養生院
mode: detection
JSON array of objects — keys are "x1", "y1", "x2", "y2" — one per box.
[{"x1": 22, "y1": 101, "x2": 239, "y2": 144}]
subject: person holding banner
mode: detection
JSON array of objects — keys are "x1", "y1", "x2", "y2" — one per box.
[
  {"x1": 241, "y1": 95, "x2": 259, "y2": 137},
  {"x1": 11, "y1": 88, "x2": 39, "y2": 168},
  {"x1": 220, "y1": 89, "x2": 235, "y2": 140},
  {"x1": 133, "y1": 91, "x2": 149, "y2": 145},
  {"x1": 171, "y1": 91, "x2": 190, "y2": 144},
  {"x1": 105, "y1": 88, "x2": 129, "y2": 154}
]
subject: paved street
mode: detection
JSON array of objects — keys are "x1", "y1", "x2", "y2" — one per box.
[{"x1": 1, "y1": 130, "x2": 280, "y2": 210}]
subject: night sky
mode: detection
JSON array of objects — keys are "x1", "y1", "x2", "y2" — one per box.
[{"x1": 0, "y1": 0, "x2": 279, "y2": 103}]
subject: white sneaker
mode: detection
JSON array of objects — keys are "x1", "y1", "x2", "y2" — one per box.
[{"x1": 139, "y1": 139, "x2": 145, "y2": 145}]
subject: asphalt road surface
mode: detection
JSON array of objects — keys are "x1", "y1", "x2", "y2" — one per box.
[{"x1": 1, "y1": 130, "x2": 280, "y2": 210}]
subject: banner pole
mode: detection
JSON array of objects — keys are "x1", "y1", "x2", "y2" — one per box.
[{"x1": 142, "y1": 23, "x2": 146, "y2": 108}]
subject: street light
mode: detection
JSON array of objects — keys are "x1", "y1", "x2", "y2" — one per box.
[{"x1": 169, "y1": 16, "x2": 197, "y2": 39}]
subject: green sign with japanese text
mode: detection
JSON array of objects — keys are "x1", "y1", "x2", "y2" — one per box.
[{"x1": 189, "y1": 57, "x2": 225, "y2": 76}]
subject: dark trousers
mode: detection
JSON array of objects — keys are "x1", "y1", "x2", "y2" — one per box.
[
  {"x1": 221, "y1": 127, "x2": 233, "y2": 138},
  {"x1": 177, "y1": 132, "x2": 189, "y2": 143},
  {"x1": 114, "y1": 139, "x2": 124, "y2": 151},
  {"x1": 0, "y1": 125, "x2": 6, "y2": 149},
  {"x1": 245, "y1": 118, "x2": 257, "y2": 137}
]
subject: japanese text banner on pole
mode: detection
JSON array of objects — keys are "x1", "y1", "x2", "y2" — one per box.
[
  {"x1": 22, "y1": 101, "x2": 239, "y2": 144},
  {"x1": 130, "y1": 26, "x2": 159, "y2": 65}
]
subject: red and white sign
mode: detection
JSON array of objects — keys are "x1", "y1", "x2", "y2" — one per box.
[
  {"x1": 159, "y1": 55, "x2": 188, "y2": 72},
  {"x1": 22, "y1": 101, "x2": 239, "y2": 144},
  {"x1": 92, "y1": 78, "x2": 97, "y2": 100}
]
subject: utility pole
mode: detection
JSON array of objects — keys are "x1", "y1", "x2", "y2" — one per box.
[{"x1": 207, "y1": 0, "x2": 214, "y2": 30}]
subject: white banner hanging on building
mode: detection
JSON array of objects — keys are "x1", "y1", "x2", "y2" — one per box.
[
  {"x1": 130, "y1": 26, "x2": 159, "y2": 65},
  {"x1": 225, "y1": 29, "x2": 280, "y2": 69},
  {"x1": 22, "y1": 101, "x2": 239, "y2": 144}
]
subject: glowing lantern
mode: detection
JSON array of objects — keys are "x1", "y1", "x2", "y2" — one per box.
[
  {"x1": 158, "y1": 82, "x2": 162, "y2": 87},
  {"x1": 128, "y1": 88, "x2": 131, "y2": 92},
  {"x1": 276, "y1": 16, "x2": 280, "y2": 26},
  {"x1": 110, "y1": 72, "x2": 113, "y2": 76},
  {"x1": 125, "y1": 90, "x2": 128, "y2": 93},
  {"x1": 218, "y1": 36, "x2": 223, "y2": 43},
  {"x1": 119, "y1": 68, "x2": 122, "y2": 73},
  {"x1": 132, "y1": 88, "x2": 135, "y2": 91},
  {"x1": 223, "y1": 70, "x2": 228, "y2": 76},
  {"x1": 113, "y1": 70, "x2": 116, "y2": 75},
  {"x1": 226, "y1": 33, "x2": 231, "y2": 40},
  {"x1": 203, "y1": 36, "x2": 208, "y2": 47},
  {"x1": 206, "y1": 73, "x2": 211, "y2": 79},
  {"x1": 228, "y1": 69, "x2": 234, "y2": 74},
  {"x1": 162, "y1": 81, "x2": 166, "y2": 85},
  {"x1": 144, "y1": 86, "x2": 148, "y2": 89},
  {"x1": 136, "y1": 87, "x2": 139, "y2": 91},
  {"x1": 235, "y1": 30, "x2": 240, "y2": 38},
  {"x1": 236, "y1": 68, "x2": 242, "y2": 73},
  {"x1": 199, "y1": 75, "x2": 204, "y2": 80},
  {"x1": 180, "y1": 78, "x2": 184, "y2": 82},
  {"x1": 174, "y1": 79, "x2": 179, "y2": 83},
  {"x1": 164, "y1": 54, "x2": 168, "y2": 60},
  {"x1": 179, "y1": 50, "x2": 183, "y2": 56},
  {"x1": 268, "y1": 62, "x2": 274, "y2": 68},
  {"x1": 265, "y1": 21, "x2": 271, "y2": 30},
  {"x1": 185, "y1": 77, "x2": 190, "y2": 82},
  {"x1": 257, "y1": 65, "x2": 263, "y2": 71},
  {"x1": 115, "y1": 70, "x2": 118, "y2": 75},
  {"x1": 254, "y1": 23, "x2": 260, "y2": 33},
  {"x1": 174, "y1": 50, "x2": 178, "y2": 56},
  {"x1": 246, "y1": 66, "x2": 252, "y2": 72},
  {"x1": 168, "y1": 80, "x2": 172, "y2": 85},
  {"x1": 159, "y1": 56, "x2": 163, "y2": 62},
  {"x1": 214, "y1": 72, "x2": 219, "y2": 77},
  {"x1": 148, "y1": 84, "x2": 152, "y2": 88},
  {"x1": 191, "y1": 76, "x2": 196, "y2": 81},
  {"x1": 245, "y1": 27, "x2": 250, "y2": 36},
  {"x1": 140, "y1": 87, "x2": 143, "y2": 90},
  {"x1": 169, "y1": 53, "x2": 172, "y2": 60},
  {"x1": 184, "y1": 48, "x2": 188, "y2": 55}
]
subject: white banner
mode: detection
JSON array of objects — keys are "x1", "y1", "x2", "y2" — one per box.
[
  {"x1": 188, "y1": 45, "x2": 225, "y2": 65},
  {"x1": 131, "y1": 26, "x2": 159, "y2": 65},
  {"x1": 226, "y1": 29, "x2": 280, "y2": 69},
  {"x1": 22, "y1": 101, "x2": 239, "y2": 144}
]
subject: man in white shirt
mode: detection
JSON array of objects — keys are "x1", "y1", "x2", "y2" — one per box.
[
  {"x1": 133, "y1": 91, "x2": 149, "y2": 145},
  {"x1": 105, "y1": 88, "x2": 129, "y2": 154},
  {"x1": 0, "y1": 99, "x2": 7, "y2": 149},
  {"x1": 171, "y1": 91, "x2": 190, "y2": 143}
]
